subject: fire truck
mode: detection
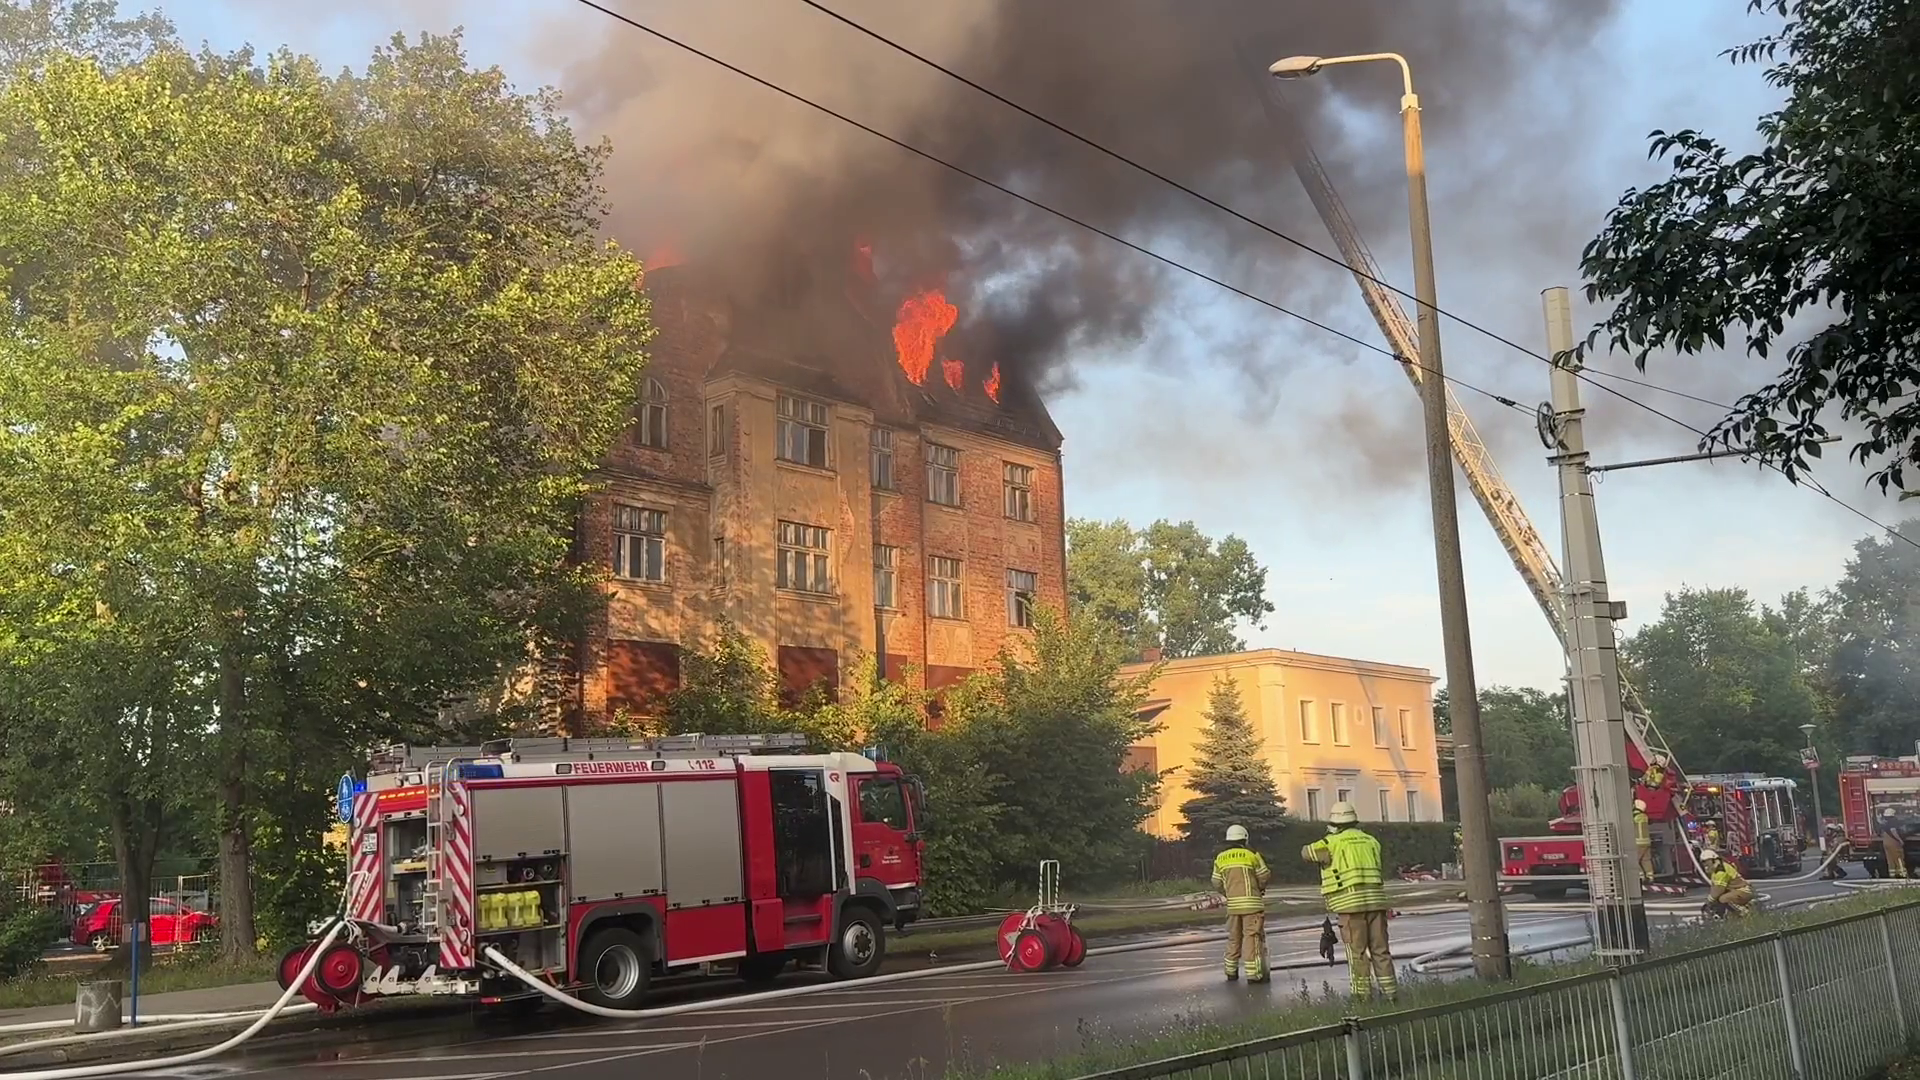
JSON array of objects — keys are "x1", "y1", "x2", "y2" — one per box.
[
  {"x1": 1499, "y1": 739, "x2": 1688, "y2": 897},
  {"x1": 1682, "y1": 774, "x2": 1804, "y2": 876},
  {"x1": 1839, "y1": 756, "x2": 1920, "y2": 877},
  {"x1": 280, "y1": 733, "x2": 926, "y2": 1011}
]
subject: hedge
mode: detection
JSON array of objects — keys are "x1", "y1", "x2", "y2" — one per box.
[{"x1": 1144, "y1": 818, "x2": 1554, "y2": 886}]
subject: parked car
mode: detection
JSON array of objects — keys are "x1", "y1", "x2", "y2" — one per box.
[{"x1": 72, "y1": 897, "x2": 218, "y2": 951}]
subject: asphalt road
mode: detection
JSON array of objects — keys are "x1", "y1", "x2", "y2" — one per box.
[{"x1": 122, "y1": 877, "x2": 1855, "y2": 1080}]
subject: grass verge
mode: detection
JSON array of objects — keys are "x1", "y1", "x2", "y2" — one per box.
[
  {"x1": 0, "y1": 951, "x2": 278, "y2": 1011},
  {"x1": 958, "y1": 888, "x2": 1920, "y2": 1079}
]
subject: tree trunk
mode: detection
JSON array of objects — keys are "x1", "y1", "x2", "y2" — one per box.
[
  {"x1": 217, "y1": 649, "x2": 257, "y2": 959},
  {"x1": 106, "y1": 796, "x2": 159, "y2": 963}
]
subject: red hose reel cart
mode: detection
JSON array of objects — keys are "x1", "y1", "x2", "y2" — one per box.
[{"x1": 997, "y1": 860, "x2": 1086, "y2": 972}]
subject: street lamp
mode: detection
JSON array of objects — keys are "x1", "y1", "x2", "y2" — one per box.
[
  {"x1": 1801, "y1": 722, "x2": 1824, "y2": 853},
  {"x1": 1271, "y1": 51, "x2": 1510, "y2": 979}
]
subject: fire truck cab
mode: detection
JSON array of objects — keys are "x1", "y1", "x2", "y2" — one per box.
[
  {"x1": 289, "y1": 733, "x2": 926, "y2": 1012},
  {"x1": 1685, "y1": 774, "x2": 1803, "y2": 877},
  {"x1": 1499, "y1": 743, "x2": 1687, "y2": 896},
  {"x1": 1840, "y1": 756, "x2": 1920, "y2": 878}
]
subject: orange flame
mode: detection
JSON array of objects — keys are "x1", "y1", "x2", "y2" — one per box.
[
  {"x1": 645, "y1": 241, "x2": 685, "y2": 270},
  {"x1": 941, "y1": 354, "x2": 965, "y2": 391},
  {"x1": 892, "y1": 289, "x2": 957, "y2": 385},
  {"x1": 984, "y1": 363, "x2": 1002, "y2": 403}
]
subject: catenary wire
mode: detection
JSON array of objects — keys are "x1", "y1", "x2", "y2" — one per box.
[
  {"x1": 783, "y1": 0, "x2": 1919, "y2": 550},
  {"x1": 566, "y1": 0, "x2": 1913, "y2": 550},
  {"x1": 563, "y1": 0, "x2": 1533, "y2": 419}
]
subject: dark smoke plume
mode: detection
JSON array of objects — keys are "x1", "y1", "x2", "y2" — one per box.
[{"x1": 552, "y1": 0, "x2": 1624, "y2": 393}]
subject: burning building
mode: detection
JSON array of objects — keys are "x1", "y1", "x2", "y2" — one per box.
[{"x1": 566, "y1": 254, "x2": 1066, "y2": 728}]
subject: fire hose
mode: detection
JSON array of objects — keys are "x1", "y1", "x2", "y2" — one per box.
[{"x1": 0, "y1": 873, "x2": 368, "y2": 1078}]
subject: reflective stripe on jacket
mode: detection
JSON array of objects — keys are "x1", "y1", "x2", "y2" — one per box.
[
  {"x1": 1633, "y1": 810, "x2": 1650, "y2": 847},
  {"x1": 1303, "y1": 827, "x2": 1388, "y2": 913},
  {"x1": 1709, "y1": 863, "x2": 1746, "y2": 891},
  {"x1": 1212, "y1": 846, "x2": 1271, "y2": 913}
]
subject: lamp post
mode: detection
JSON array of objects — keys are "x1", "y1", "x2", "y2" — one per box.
[
  {"x1": 1801, "y1": 722, "x2": 1824, "y2": 852},
  {"x1": 1271, "y1": 52, "x2": 1509, "y2": 979}
]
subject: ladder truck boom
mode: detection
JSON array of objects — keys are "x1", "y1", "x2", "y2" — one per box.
[{"x1": 1250, "y1": 82, "x2": 1676, "y2": 775}]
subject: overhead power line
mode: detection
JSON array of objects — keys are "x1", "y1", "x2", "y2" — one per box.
[{"x1": 563, "y1": 0, "x2": 1532, "y2": 419}]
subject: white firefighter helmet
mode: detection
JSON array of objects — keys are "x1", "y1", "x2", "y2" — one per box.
[
  {"x1": 1884, "y1": 808, "x2": 1897, "y2": 819},
  {"x1": 1634, "y1": 798, "x2": 1647, "y2": 812},
  {"x1": 1329, "y1": 801, "x2": 1360, "y2": 825},
  {"x1": 1700, "y1": 848, "x2": 1722, "y2": 864},
  {"x1": 1225, "y1": 824, "x2": 1250, "y2": 843}
]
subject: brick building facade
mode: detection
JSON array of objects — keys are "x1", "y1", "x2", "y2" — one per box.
[{"x1": 563, "y1": 265, "x2": 1067, "y2": 729}]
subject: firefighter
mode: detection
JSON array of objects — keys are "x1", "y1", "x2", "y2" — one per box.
[
  {"x1": 1212, "y1": 824, "x2": 1271, "y2": 983},
  {"x1": 1701, "y1": 849, "x2": 1755, "y2": 917},
  {"x1": 1643, "y1": 755, "x2": 1667, "y2": 791},
  {"x1": 1302, "y1": 802, "x2": 1395, "y2": 1002},
  {"x1": 1879, "y1": 811, "x2": 1908, "y2": 879},
  {"x1": 1633, "y1": 799, "x2": 1654, "y2": 883},
  {"x1": 1823, "y1": 823, "x2": 1850, "y2": 880}
]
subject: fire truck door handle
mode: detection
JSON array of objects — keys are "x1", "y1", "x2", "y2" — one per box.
[{"x1": 859, "y1": 854, "x2": 872, "y2": 868}]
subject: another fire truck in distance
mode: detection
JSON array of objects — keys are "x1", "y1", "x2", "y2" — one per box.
[
  {"x1": 280, "y1": 734, "x2": 926, "y2": 1012},
  {"x1": 1682, "y1": 774, "x2": 1803, "y2": 876},
  {"x1": 1840, "y1": 756, "x2": 1920, "y2": 877}
]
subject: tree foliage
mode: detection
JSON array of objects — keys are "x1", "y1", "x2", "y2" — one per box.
[
  {"x1": 1432, "y1": 685, "x2": 1575, "y2": 791},
  {"x1": 1176, "y1": 675, "x2": 1289, "y2": 847},
  {"x1": 0, "y1": 26, "x2": 651, "y2": 954},
  {"x1": 1579, "y1": 0, "x2": 1920, "y2": 492},
  {"x1": 1619, "y1": 587, "x2": 1819, "y2": 777},
  {"x1": 1825, "y1": 521, "x2": 1920, "y2": 757},
  {"x1": 1066, "y1": 518, "x2": 1273, "y2": 660}
]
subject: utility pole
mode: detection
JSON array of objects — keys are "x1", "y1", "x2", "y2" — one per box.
[{"x1": 1540, "y1": 287, "x2": 1649, "y2": 957}]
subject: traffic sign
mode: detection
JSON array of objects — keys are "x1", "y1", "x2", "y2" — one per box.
[
  {"x1": 336, "y1": 773, "x2": 363, "y2": 823},
  {"x1": 1799, "y1": 747, "x2": 1820, "y2": 771}
]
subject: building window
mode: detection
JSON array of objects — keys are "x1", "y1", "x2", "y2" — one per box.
[
  {"x1": 1006, "y1": 568, "x2": 1037, "y2": 627},
  {"x1": 871, "y1": 429, "x2": 896, "y2": 491},
  {"x1": 1331, "y1": 703, "x2": 1349, "y2": 746},
  {"x1": 1336, "y1": 787, "x2": 1354, "y2": 811},
  {"x1": 776, "y1": 395, "x2": 830, "y2": 468},
  {"x1": 776, "y1": 520, "x2": 832, "y2": 594},
  {"x1": 926, "y1": 444, "x2": 960, "y2": 507},
  {"x1": 709, "y1": 403, "x2": 726, "y2": 457},
  {"x1": 1378, "y1": 789, "x2": 1392, "y2": 822},
  {"x1": 928, "y1": 556, "x2": 963, "y2": 619},
  {"x1": 636, "y1": 377, "x2": 668, "y2": 450},
  {"x1": 873, "y1": 545, "x2": 897, "y2": 609},
  {"x1": 1406, "y1": 790, "x2": 1422, "y2": 822},
  {"x1": 714, "y1": 535, "x2": 729, "y2": 587},
  {"x1": 1399, "y1": 708, "x2": 1415, "y2": 749},
  {"x1": 1299, "y1": 700, "x2": 1318, "y2": 743},
  {"x1": 1372, "y1": 706, "x2": 1389, "y2": 747},
  {"x1": 1003, "y1": 463, "x2": 1033, "y2": 522},
  {"x1": 612, "y1": 504, "x2": 666, "y2": 583},
  {"x1": 1305, "y1": 788, "x2": 1323, "y2": 821}
]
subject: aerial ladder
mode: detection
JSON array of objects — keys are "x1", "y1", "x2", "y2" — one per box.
[{"x1": 1240, "y1": 77, "x2": 1682, "y2": 789}]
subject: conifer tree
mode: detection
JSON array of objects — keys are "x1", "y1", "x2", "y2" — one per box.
[{"x1": 1178, "y1": 675, "x2": 1289, "y2": 846}]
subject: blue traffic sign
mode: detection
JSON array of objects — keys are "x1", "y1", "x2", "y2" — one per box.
[{"x1": 336, "y1": 773, "x2": 363, "y2": 823}]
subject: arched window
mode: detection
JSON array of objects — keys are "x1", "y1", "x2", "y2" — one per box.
[{"x1": 637, "y1": 377, "x2": 667, "y2": 449}]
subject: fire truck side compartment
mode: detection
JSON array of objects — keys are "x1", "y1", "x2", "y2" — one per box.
[
  {"x1": 661, "y1": 778, "x2": 746, "y2": 908},
  {"x1": 472, "y1": 787, "x2": 565, "y2": 861},
  {"x1": 566, "y1": 783, "x2": 666, "y2": 901}
]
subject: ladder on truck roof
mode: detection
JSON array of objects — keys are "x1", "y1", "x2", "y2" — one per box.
[
  {"x1": 1240, "y1": 66, "x2": 1679, "y2": 779},
  {"x1": 369, "y1": 732, "x2": 810, "y2": 774}
]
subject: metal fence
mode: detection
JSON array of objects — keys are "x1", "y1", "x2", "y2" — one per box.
[{"x1": 1075, "y1": 899, "x2": 1920, "y2": 1080}]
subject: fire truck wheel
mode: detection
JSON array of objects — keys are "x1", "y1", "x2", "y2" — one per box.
[
  {"x1": 579, "y1": 928, "x2": 653, "y2": 1009},
  {"x1": 828, "y1": 908, "x2": 886, "y2": 979}
]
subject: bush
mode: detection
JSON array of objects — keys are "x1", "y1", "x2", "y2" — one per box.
[
  {"x1": 1490, "y1": 784, "x2": 1562, "y2": 823},
  {"x1": 0, "y1": 900, "x2": 61, "y2": 980}
]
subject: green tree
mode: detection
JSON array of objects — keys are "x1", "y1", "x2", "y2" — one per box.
[
  {"x1": 0, "y1": 0, "x2": 171, "y2": 78},
  {"x1": 1579, "y1": 0, "x2": 1920, "y2": 492},
  {"x1": 1825, "y1": 521, "x2": 1920, "y2": 757},
  {"x1": 0, "y1": 35, "x2": 651, "y2": 955},
  {"x1": 663, "y1": 622, "x2": 786, "y2": 736},
  {"x1": 1489, "y1": 784, "x2": 1562, "y2": 823},
  {"x1": 1066, "y1": 518, "x2": 1273, "y2": 659},
  {"x1": 1432, "y1": 685, "x2": 1574, "y2": 791},
  {"x1": 1176, "y1": 675, "x2": 1288, "y2": 847},
  {"x1": 1619, "y1": 587, "x2": 1817, "y2": 777}
]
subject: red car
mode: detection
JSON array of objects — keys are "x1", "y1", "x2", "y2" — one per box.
[{"x1": 72, "y1": 898, "x2": 218, "y2": 951}]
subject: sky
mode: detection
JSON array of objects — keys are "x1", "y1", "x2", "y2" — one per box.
[{"x1": 159, "y1": 0, "x2": 1906, "y2": 693}]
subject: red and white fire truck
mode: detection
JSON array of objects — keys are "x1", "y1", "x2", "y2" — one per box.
[
  {"x1": 1499, "y1": 740, "x2": 1688, "y2": 897},
  {"x1": 281, "y1": 733, "x2": 926, "y2": 1011},
  {"x1": 1840, "y1": 756, "x2": 1920, "y2": 877},
  {"x1": 1680, "y1": 774, "x2": 1804, "y2": 876}
]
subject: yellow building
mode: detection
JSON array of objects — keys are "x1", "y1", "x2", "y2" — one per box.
[{"x1": 1121, "y1": 649, "x2": 1443, "y2": 837}]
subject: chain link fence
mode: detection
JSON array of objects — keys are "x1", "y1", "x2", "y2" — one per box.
[{"x1": 1074, "y1": 898, "x2": 1920, "y2": 1080}]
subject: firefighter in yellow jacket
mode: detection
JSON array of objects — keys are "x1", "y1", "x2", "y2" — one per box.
[
  {"x1": 1212, "y1": 824, "x2": 1272, "y2": 982},
  {"x1": 1303, "y1": 802, "x2": 1396, "y2": 1002}
]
